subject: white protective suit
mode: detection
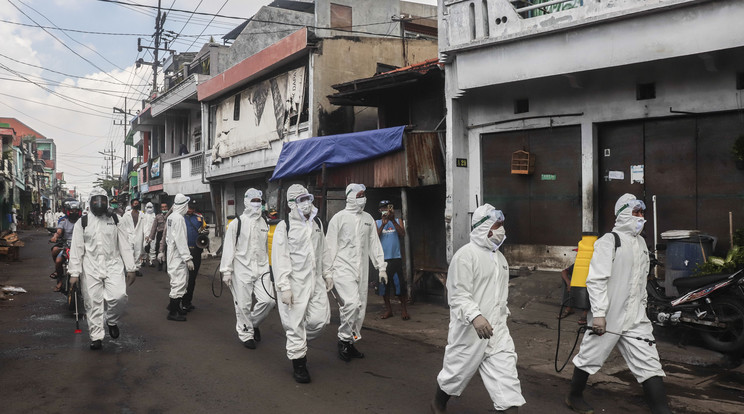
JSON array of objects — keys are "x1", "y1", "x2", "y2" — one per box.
[
  {"x1": 326, "y1": 183, "x2": 386, "y2": 343},
  {"x1": 121, "y1": 206, "x2": 146, "y2": 268},
  {"x1": 10, "y1": 208, "x2": 17, "y2": 232},
  {"x1": 45, "y1": 210, "x2": 54, "y2": 228},
  {"x1": 68, "y1": 188, "x2": 137, "y2": 342},
  {"x1": 436, "y1": 204, "x2": 526, "y2": 411},
  {"x1": 140, "y1": 203, "x2": 157, "y2": 263},
  {"x1": 572, "y1": 193, "x2": 664, "y2": 383},
  {"x1": 166, "y1": 194, "x2": 192, "y2": 299},
  {"x1": 220, "y1": 188, "x2": 276, "y2": 342},
  {"x1": 272, "y1": 184, "x2": 332, "y2": 360}
]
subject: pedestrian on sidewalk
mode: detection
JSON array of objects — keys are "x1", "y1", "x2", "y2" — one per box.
[
  {"x1": 375, "y1": 200, "x2": 410, "y2": 320},
  {"x1": 271, "y1": 184, "x2": 332, "y2": 383},
  {"x1": 220, "y1": 188, "x2": 276, "y2": 350},
  {"x1": 165, "y1": 194, "x2": 193, "y2": 322},
  {"x1": 566, "y1": 193, "x2": 671, "y2": 414},
  {"x1": 432, "y1": 204, "x2": 525, "y2": 414},
  {"x1": 326, "y1": 183, "x2": 387, "y2": 362},
  {"x1": 68, "y1": 187, "x2": 137, "y2": 350}
]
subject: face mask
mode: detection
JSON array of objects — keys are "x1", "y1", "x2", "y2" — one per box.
[
  {"x1": 635, "y1": 217, "x2": 646, "y2": 234},
  {"x1": 299, "y1": 200, "x2": 313, "y2": 215},
  {"x1": 489, "y1": 226, "x2": 506, "y2": 248},
  {"x1": 162, "y1": 209, "x2": 168, "y2": 214},
  {"x1": 132, "y1": 204, "x2": 141, "y2": 211},
  {"x1": 146, "y1": 207, "x2": 153, "y2": 213},
  {"x1": 67, "y1": 211, "x2": 80, "y2": 222},
  {"x1": 355, "y1": 197, "x2": 367, "y2": 209},
  {"x1": 249, "y1": 201, "x2": 262, "y2": 210}
]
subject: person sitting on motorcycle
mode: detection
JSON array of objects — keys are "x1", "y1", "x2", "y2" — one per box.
[{"x1": 50, "y1": 201, "x2": 81, "y2": 292}]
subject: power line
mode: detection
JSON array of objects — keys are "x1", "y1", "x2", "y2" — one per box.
[
  {"x1": 184, "y1": 0, "x2": 228, "y2": 52},
  {"x1": 0, "y1": 18, "x2": 224, "y2": 37},
  {"x1": 0, "y1": 52, "x2": 149, "y2": 86},
  {"x1": 0, "y1": 100, "x2": 105, "y2": 138},
  {"x1": 0, "y1": 92, "x2": 114, "y2": 119}
]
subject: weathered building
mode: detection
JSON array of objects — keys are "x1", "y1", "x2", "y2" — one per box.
[{"x1": 440, "y1": 0, "x2": 744, "y2": 268}]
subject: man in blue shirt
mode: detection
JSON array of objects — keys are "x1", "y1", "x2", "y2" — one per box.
[
  {"x1": 183, "y1": 199, "x2": 207, "y2": 311},
  {"x1": 376, "y1": 200, "x2": 410, "y2": 320}
]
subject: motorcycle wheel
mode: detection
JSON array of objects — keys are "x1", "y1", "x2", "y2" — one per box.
[{"x1": 700, "y1": 296, "x2": 744, "y2": 353}]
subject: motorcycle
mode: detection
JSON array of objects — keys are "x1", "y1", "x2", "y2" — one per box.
[
  {"x1": 646, "y1": 264, "x2": 744, "y2": 353},
  {"x1": 50, "y1": 239, "x2": 84, "y2": 314}
]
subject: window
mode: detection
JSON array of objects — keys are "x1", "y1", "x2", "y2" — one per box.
[
  {"x1": 636, "y1": 82, "x2": 656, "y2": 100},
  {"x1": 330, "y1": 3, "x2": 352, "y2": 31},
  {"x1": 233, "y1": 94, "x2": 241, "y2": 121},
  {"x1": 171, "y1": 160, "x2": 181, "y2": 179},
  {"x1": 41, "y1": 150, "x2": 51, "y2": 160}
]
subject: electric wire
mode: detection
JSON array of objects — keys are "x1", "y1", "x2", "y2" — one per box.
[
  {"x1": 0, "y1": 92, "x2": 114, "y2": 119},
  {"x1": 183, "y1": 0, "x2": 229, "y2": 52},
  {"x1": 0, "y1": 100, "x2": 103, "y2": 138},
  {"x1": 0, "y1": 18, "x2": 222, "y2": 37}
]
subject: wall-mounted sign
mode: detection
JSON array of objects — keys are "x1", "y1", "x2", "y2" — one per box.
[
  {"x1": 541, "y1": 173, "x2": 557, "y2": 181},
  {"x1": 150, "y1": 157, "x2": 161, "y2": 179},
  {"x1": 630, "y1": 164, "x2": 644, "y2": 184},
  {"x1": 456, "y1": 158, "x2": 468, "y2": 168},
  {"x1": 608, "y1": 171, "x2": 624, "y2": 180}
]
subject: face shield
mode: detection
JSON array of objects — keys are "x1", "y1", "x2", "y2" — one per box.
[
  {"x1": 471, "y1": 209, "x2": 505, "y2": 231},
  {"x1": 90, "y1": 195, "x2": 109, "y2": 216},
  {"x1": 616, "y1": 199, "x2": 646, "y2": 216}
]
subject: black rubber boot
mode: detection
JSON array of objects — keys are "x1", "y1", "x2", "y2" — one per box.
[
  {"x1": 167, "y1": 298, "x2": 186, "y2": 321},
  {"x1": 243, "y1": 339, "x2": 256, "y2": 349},
  {"x1": 347, "y1": 342, "x2": 364, "y2": 359},
  {"x1": 338, "y1": 340, "x2": 351, "y2": 361},
  {"x1": 430, "y1": 386, "x2": 450, "y2": 414},
  {"x1": 177, "y1": 298, "x2": 188, "y2": 316},
  {"x1": 107, "y1": 324, "x2": 119, "y2": 339},
  {"x1": 292, "y1": 357, "x2": 311, "y2": 383},
  {"x1": 496, "y1": 407, "x2": 519, "y2": 413},
  {"x1": 642, "y1": 376, "x2": 672, "y2": 414},
  {"x1": 565, "y1": 368, "x2": 594, "y2": 414},
  {"x1": 254, "y1": 327, "x2": 261, "y2": 342},
  {"x1": 90, "y1": 340, "x2": 102, "y2": 350}
]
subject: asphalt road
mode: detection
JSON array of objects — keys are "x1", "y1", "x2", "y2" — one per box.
[{"x1": 2, "y1": 228, "x2": 664, "y2": 413}]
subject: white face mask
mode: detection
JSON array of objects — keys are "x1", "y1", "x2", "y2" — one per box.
[
  {"x1": 489, "y1": 226, "x2": 506, "y2": 248},
  {"x1": 298, "y1": 200, "x2": 313, "y2": 215},
  {"x1": 634, "y1": 217, "x2": 646, "y2": 235},
  {"x1": 355, "y1": 197, "x2": 367, "y2": 209},
  {"x1": 249, "y1": 201, "x2": 262, "y2": 210}
]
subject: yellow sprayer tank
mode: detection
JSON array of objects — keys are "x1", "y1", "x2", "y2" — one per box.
[
  {"x1": 569, "y1": 233, "x2": 598, "y2": 309},
  {"x1": 267, "y1": 222, "x2": 278, "y2": 266}
]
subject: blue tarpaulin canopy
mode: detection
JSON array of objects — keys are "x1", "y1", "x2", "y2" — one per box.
[{"x1": 270, "y1": 125, "x2": 405, "y2": 181}]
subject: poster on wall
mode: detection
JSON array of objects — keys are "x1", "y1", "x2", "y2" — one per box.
[
  {"x1": 213, "y1": 67, "x2": 306, "y2": 161},
  {"x1": 150, "y1": 157, "x2": 161, "y2": 179},
  {"x1": 630, "y1": 164, "x2": 644, "y2": 184}
]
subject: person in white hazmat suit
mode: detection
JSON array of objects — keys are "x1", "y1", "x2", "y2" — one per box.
[
  {"x1": 165, "y1": 193, "x2": 194, "y2": 322},
  {"x1": 120, "y1": 198, "x2": 145, "y2": 272},
  {"x1": 220, "y1": 188, "x2": 276, "y2": 349},
  {"x1": 431, "y1": 204, "x2": 525, "y2": 414},
  {"x1": 567, "y1": 194, "x2": 671, "y2": 414},
  {"x1": 326, "y1": 183, "x2": 387, "y2": 361},
  {"x1": 271, "y1": 184, "x2": 332, "y2": 383},
  {"x1": 140, "y1": 202, "x2": 157, "y2": 267},
  {"x1": 68, "y1": 188, "x2": 137, "y2": 350}
]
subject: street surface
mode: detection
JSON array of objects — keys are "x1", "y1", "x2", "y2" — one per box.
[{"x1": 2, "y1": 229, "x2": 743, "y2": 413}]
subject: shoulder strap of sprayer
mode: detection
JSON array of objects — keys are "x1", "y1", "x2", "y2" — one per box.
[
  {"x1": 285, "y1": 216, "x2": 323, "y2": 234},
  {"x1": 81, "y1": 214, "x2": 118, "y2": 229},
  {"x1": 611, "y1": 231, "x2": 621, "y2": 261}
]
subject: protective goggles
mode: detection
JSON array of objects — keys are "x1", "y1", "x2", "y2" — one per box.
[
  {"x1": 471, "y1": 209, "x2": 505, "y2": 230},
  {"x1": 616, "y1": 199, "x2": 646, "y2": 216},
  {"x1": 293, "y1": 194, "x2": 314, "y2": 204}
]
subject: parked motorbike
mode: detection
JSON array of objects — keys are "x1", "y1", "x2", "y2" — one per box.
[{"x1": 647, "y1": 265, "x2": 744, "y2": 353}]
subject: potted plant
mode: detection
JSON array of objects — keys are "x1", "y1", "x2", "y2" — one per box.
[{"x1": 733, "y1": 133, "x2": 744, "y2": 170}]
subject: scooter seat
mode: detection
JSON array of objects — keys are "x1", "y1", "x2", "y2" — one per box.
[{"x1": 672, "y1": 273, "x2": 730, "y2": 293}]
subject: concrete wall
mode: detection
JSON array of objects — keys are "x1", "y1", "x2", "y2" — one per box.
[
  {"x1": 311, "y1": 37, "x2": 438, "y2": 136},
  {"x1": 315, "y1": 0, "x2": 401, "y2": 38},
  {"x1": 226, "y1": 7, "x2": 313, "y2": 69}
]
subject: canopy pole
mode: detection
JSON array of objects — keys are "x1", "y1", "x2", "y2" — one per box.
[
  {"x1": 401, "y1": 187, "x2": 412, "y2": 300},
  {"x1": 321, "y1": 163, "x2": 328, "y2": 223}
]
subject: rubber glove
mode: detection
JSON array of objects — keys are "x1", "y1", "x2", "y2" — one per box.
[
  {"x1": 324, "y1": 277, "x2": 334, "y2": 292},
  {"x1": 145, "y1": 237, "x2": 150, "y2": 244},
  {"x1": 186, "y1": 260, "x2": 195, "y2": 271},
  {"x1": 280, "y1": 289, "x2": 293, "y2": 306},
  {"x1": 472, "y1": 315, "x2": 493, "y2": 339},
  {"x1": 70, "y1": 276, "x2": 79, "y2": 288},
  {"x1": 126, "y1": 271, "x2": 136, "y2": 286},
  {"x1": 223, "y1": 272, "x2": 233, "y2": 287},
  {"x1": 591, "y1": 316, "x2": 606, "y2": 336},
  {"x1": 157, "y1": 252, "x2": 165, "y2": 262},
  {"x1": 379, "y1": 269, "x2": 388, "y2": 285}
]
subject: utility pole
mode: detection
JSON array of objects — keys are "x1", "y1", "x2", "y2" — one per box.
[
  {"x1": 114, "y1": 97, "x2": 132, "y2": 171},
  {"x1": 135, "y1": 0, "x2": 174, "y2": 94}
]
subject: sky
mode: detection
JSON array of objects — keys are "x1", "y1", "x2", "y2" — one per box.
[{"x1": 0, "y1": 0, "x2": 437, "y2": 200}]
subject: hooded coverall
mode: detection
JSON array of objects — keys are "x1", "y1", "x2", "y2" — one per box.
[
  {"x1": 68, "y1": 189, "x2": 136, "y2": 342},
  {"x1": 140, "y1": 203, "x2": 157, "y2": 264},
  {"x1": 436, "y1": 204, "x2": 526, "y2": 411},
  {"x1": 121, "y1": 208, "x2": 145, "y2": 268},
  {"x1": 220, "y1": 189, "x2": 276, "y2": 342},
  {"x1": 572, "y1": 194, "x2": 665, "y2": 383},
  {"x1": 166, "y1": 195, "x2": 192, "y2": 299},
  {"x1": 326, "y1": 183, "x2": 386, "y2": 343},
  {"x1": 272, "y1": 184, "x2": 332, "y2": 360}
]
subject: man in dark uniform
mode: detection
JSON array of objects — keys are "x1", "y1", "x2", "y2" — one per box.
[{"x1": 182, "y1": 199, "x2": 207, "y2": 311}]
